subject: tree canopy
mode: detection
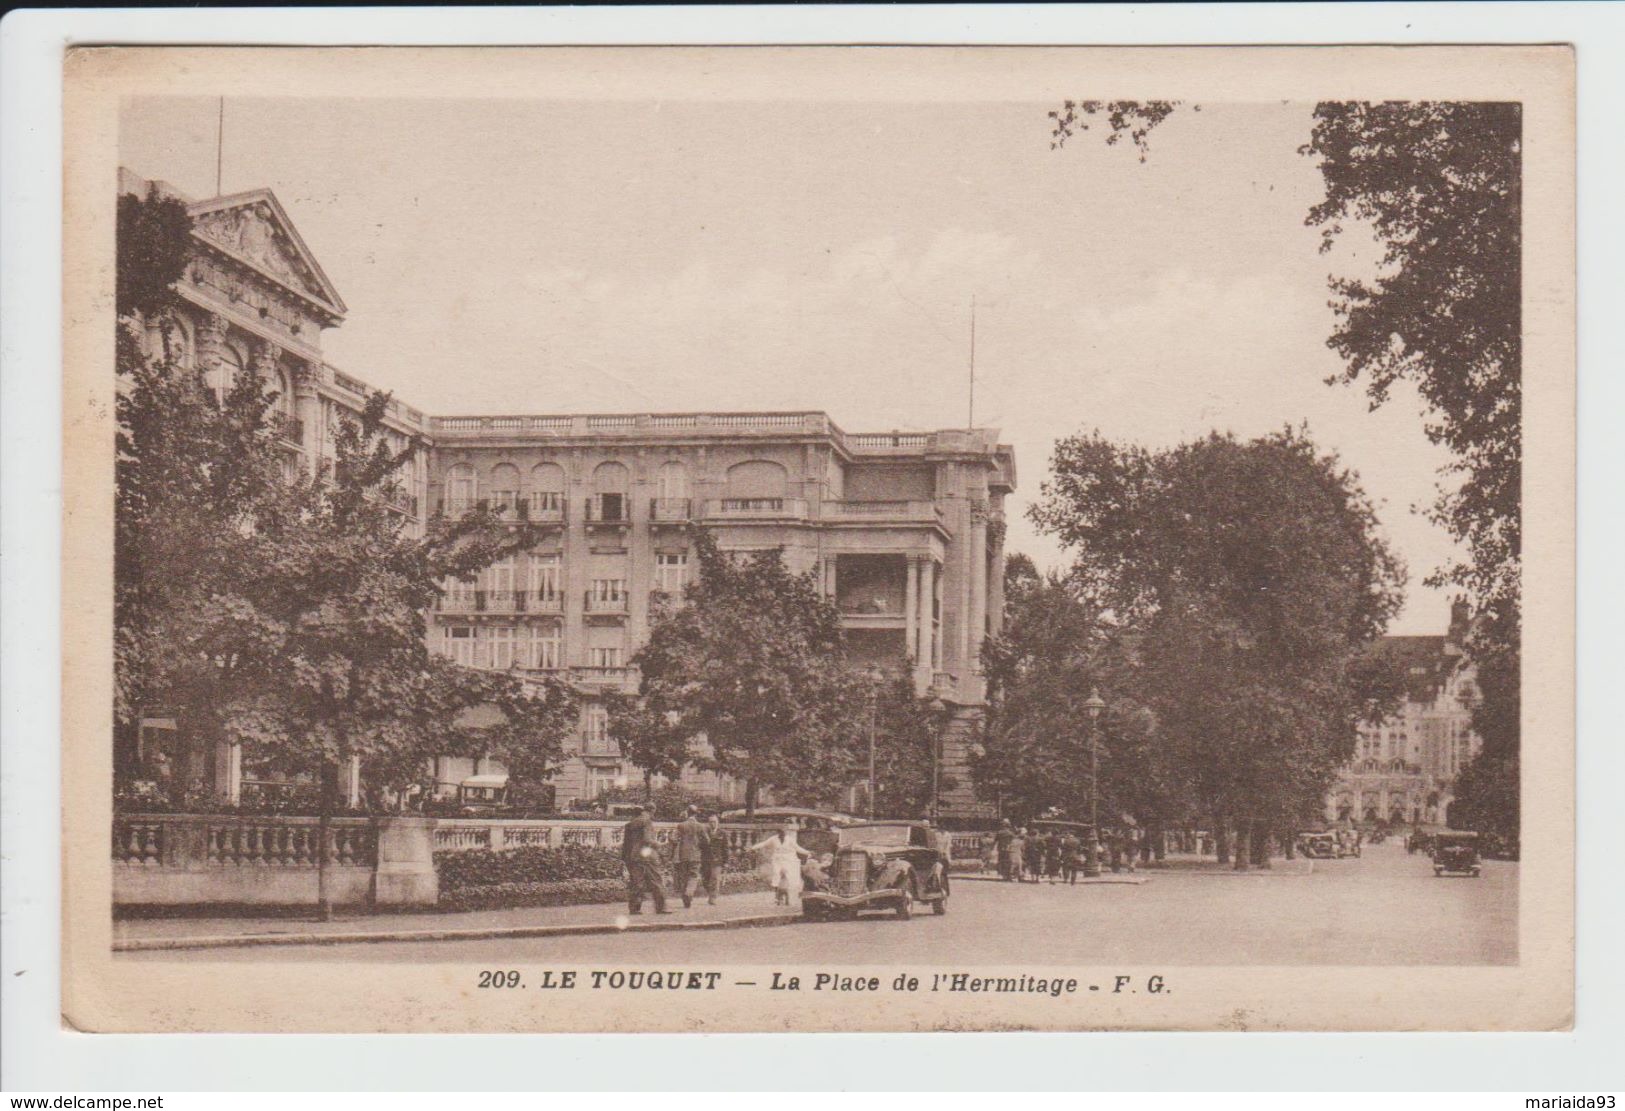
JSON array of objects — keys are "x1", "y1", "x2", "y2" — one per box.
[{"x1": 1029, "y1": 427, "x2": 1406, "y2": 832}]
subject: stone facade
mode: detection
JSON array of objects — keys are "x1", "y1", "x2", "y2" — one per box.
[
  {"x1": 121, "y1": 169, "x2": 1014, "y2": 820},
  {"x1": 1322, "y1": 607, "x2": 1484, "y2": 828}
]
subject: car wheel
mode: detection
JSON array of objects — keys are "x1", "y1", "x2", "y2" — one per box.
[
  {"x1": 932, "y1": 896, "x2": 947, "y2": 916},
  {"x1": 895, "y1": 884, "x2": 913, "y2": 921}
]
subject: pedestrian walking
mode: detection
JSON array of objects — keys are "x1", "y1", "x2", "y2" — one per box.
[
  {"x1": 751, "y1": 825, "x2": 810, "y2": 906},
  {"x1": 1023, "y1": 828, "x2": 1044, "y2": 883},
  {"x1": 700, "y1": 812, "x2": 730, "y2": 905},
  {"x1": 1009, "y1": 827, "x2": 1027, "y2": 882},
  {"x1": 1043, "y1": 830, "x2": 1062, "y2": 884},
  {"x1": 1059, "y1": 829, "x2": 1081, "y2": 884},
  {"x1": 994, "y1": 819, "x2": 1015, "y2": 880},
  {"x1": 621, "y1": 805, "x2": 670, "y2": 915},
  {"x1": 674, "y1": 805, "x2": 706, "y2": 908}
]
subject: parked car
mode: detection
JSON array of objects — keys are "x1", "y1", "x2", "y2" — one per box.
[
  {"x1": 1406, "y1": 829, "x2": 1433, "y2": 855},
  {"x1": 800, "y1": 821, "x2": 949, "y2": 921},
  {"x1": 1431, "y1": 831, "x2": 1482, "y2": 877},
  {"x1": 1297, "y1": 831, "x2": 1338, "y2": 859},
  {"x1": 721, "y1": 807, "x2": 855, "y2": 856},
  {"x1": 1480, "y1": 832, "x2": 1520, "y2": 861}
]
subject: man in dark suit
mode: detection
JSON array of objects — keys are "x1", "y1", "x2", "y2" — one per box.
[
  {"x1": 674, "y1": 805, "x2": 707, "y2": 908},
  {"x1": 700, "y1": 812, "x2": 730, "y2": 905},
  {"x1": 621, "y1": 805, "x2": 669, "y2": 915}
]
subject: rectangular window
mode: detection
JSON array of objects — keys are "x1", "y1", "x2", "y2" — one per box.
[
  {"x1": 597, "y1": 492, "x2": 625, "y2": 522},
  {"x1": 445, "y1": 625, "x2": 476, "y2": 667},
  {"x1": 591, "y1": 578, "x2": 627, "y2": 602},
  {"x1": 590, "y1": 646, "x2": 623, "y2": 669},
  {"x1": 489, "y1": 626, "x2": 515, "y2": 671},
  {"x1": 487, "y1": 558, "x2": 516, "y2": 609},
  {"x1": 583, "y1": 705, "x2": 617, "y2": 757},
  {"x1": 444, "y1": 576, "x2": 476, "y2": 612},
  {"x1": 530, "y1": 553, "x2": 562, "y2": 601},
  {"x1": 524, "y1": 627, "x2": 562, "y2": 670},
  {"x1": 655, "y1": 552, "x2": 688, "y2": 594},
  {"x1": 586, "y1": 765, "x2": 622, "y2": 799}
]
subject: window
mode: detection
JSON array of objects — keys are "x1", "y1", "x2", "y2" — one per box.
[
  {"x1": 590, "y1": 646, "x2": 623, "y2": 669},
  {"x1": 487, "y1": 557, "x2": 516, "y2": 608},
  {"x1": 657, "y1": 461, "x2": 688, "y2": 500},
  {"x1": 591, "y1": 578, "x2": 627, "y2": 602},
  {"x1": 530, "y1": 463, "x2": 566, "y2": 518},
  {"x1": 655, "y1": 552, "x2": 688, "y2": 594},
  {"x1": 444, "y1": 626, "x2": 476, "y2": 667},
  {"x1": 530, "y1": 553, "x2": 561, "y2": 601},
  {"x1": 444, "y1": 576, "x2": 476, "y2": 612},
  {"x1": 488, "y1": 626, "x2": 515, "y2": 670},
  {"x1": 591, "y1": 461, "x2": 630, "y2": 521},
  {"x1": 523, "y1": 627, "x2": 562, "y2": 670},
  {"x1": 490, "y1": 463, "x2": 520, "y2": 515},
  {"x1": 445, "y1": 464, "x2": 477, "y2": 516},
  {"x1": 583, "y1": 705, "x2": 615, "y2": 756},
  {"x1": 586, "y1": 765, "x2": 623, "y2": 799},
  {"x1": 211, "y1": 344, "x2": 246, "y2": 405}
]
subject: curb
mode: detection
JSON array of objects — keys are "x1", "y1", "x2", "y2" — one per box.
[
  {"x1": 954, "y1": 874, "x2": 1149, "y2": 886},
  {"x1": 114, "y1": 911, "x2": 801, "y2": 953}
]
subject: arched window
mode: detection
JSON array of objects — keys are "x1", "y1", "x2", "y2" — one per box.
[
  {"x1": 144, "y1": 313, "x2": 194, "y2": 370},
  {"x1": 723, "y1": 460, "x2": 788, "y2": 511},
  {"x1": 529, "y1": 462, "x2": 566, "y2": 519},
  {"x1": 489, "y1": 463, "x2": 521, "y2": 515},
  {"x1": 590, "y1": 461, "x2": 630, "y2": 522},
  {"x1": 444, "y1": 463, "x2": 477, "y2": 516},
  {"x1": 657, "y1": 461, "x2": 688, "y2": 499},
  {"x1": 210, "y1": 343, "x2": 245, "y2": 404}
]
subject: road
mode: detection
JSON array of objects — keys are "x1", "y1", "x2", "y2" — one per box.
[{"x1": 131, "y1": 838, "x2": 1516, "y2": 965}]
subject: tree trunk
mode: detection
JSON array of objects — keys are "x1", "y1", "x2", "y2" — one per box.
[
  {"x1": 1153, "y1": 822, "x2": 1166, "y2": 862},
  {"x1": 1283, "y1": 825, "x2": 1297, "y2": 860},
  {"x1": 1250, "y1": 820, "x2": 1271, "y2": 869},
  {"x1": 744, "y1": 778, "x2": 758, "y2": 819},
  {"x1": 644, "y1": 770, "x2": 654, "y2": 803},
  {"x1": 315, "y1": 758, "x2": 337, "y2": 921},
  {"x1": 1215, "y1": 816, "x2": 1230, "y2": 864},
  {"x1": 1232, "y1": 820, "x2": 1251, "y2": 871}
]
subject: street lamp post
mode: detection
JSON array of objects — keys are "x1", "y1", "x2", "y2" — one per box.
[
  {"x1": 867, "y1": 681, "x2": 879, "y2": 820},
  {"x1": 926, "y1": 694, "x2": 946, "y2": 820},
  {"x1": 1083, "y1": 688, "x2": 1105, "y2": 879}
]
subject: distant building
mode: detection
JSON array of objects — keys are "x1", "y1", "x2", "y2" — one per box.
[
  {"x1": 1323, "y1": 603, "x2": 1483, "y2": 827},
  {"x1": 119, "y1": 169, "x2": 1014, "y2": 818}
]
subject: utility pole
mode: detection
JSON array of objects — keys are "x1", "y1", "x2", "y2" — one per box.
[{"x1": 967, "y1": 295, "x2": 976, "y2": 429}]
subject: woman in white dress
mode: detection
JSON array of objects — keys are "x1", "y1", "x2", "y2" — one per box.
[{"x1": 750, "y1": 825, "x2": 811, "y2": 906}]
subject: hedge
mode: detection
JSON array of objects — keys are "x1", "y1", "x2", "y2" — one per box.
[
  {"x1": 436, "y1": 843, "x2": 627, "y2": 890},
  {"x1": 438, "y1": 871, "x2": 770, "y2": 913}
]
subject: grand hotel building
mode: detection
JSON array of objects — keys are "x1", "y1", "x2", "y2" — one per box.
[{"x1": 121, "y1": 169, "x2": 1014, "y2": 819}]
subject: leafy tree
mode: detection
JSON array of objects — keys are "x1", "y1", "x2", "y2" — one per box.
[
  {"x1": 1051, "y1": 99, "x2": 1525, "y2": 837},
  {"x1": 979, "y1": 556, "x2": 1175, "y2": 828},
  {"x1": 1031, "y1": 427, "x2": 1406, "y2": 865},
  {"x1": 862, "y1": 667, "x2": 953, "y2": 820},
  {"x1": 114, "y1": 190, "x2": 577, "y2": 913},
  {"x1": 627, "y1": 530, "x2": 866, "y2": 815},
  {"x1": 603, "y1": 679, "x2": 693, "y2": 802}
]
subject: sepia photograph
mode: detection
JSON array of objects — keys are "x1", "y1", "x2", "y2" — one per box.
[{"x1": 55, "y1": 43, "x2": 1574, "y2": 1035}]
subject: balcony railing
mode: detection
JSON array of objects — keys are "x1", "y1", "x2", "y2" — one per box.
[
  {"x1": 271, "y1": 412, "x2": 304, "y2": 445},
  {"x1": 584, "y1": 496, "x2": 629, "y2": 524},
  {"x1": 649, "y1": 497, "x2": 692, "y2": 523},
  {"x1": 583, "y1": 591, "x2": 629, "y2": 614},
  {"x1": 825, "y1": 499, "x2": 944, "y2": 524},
  {"x1": 570, "y1": 665, "x2": 639, "y2": 689},
  {"x1": 515, "y1": 497, "x2": 567, "y2": 523},
  {"x1": 702, "y1": 497, "x2": 809, "y2": 520}
]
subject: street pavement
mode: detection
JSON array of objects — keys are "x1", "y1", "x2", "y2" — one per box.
[{"x1": 121, "y1": 838, "x2": 1516, "y2": 965}]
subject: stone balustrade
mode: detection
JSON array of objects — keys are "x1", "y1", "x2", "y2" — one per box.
[{"x1": 113, "y1": 813, "x2": 431, "y2": 909}]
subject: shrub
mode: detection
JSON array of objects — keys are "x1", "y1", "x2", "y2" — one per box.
[
  {"x1": 436, "y1": 843, "x2": 625, "y2": 891},
  {"x1": 437, "y1": 871, "x2": 770, "y2": 913}
]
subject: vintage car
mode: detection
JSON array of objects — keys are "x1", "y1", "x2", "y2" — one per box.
[
  {"x1": 1297, "y1": 831, "x2": 1339, "y2": 859},
  {"x1": 721, "y1": 807, "x2": 855, "y2": 857},
  {"x1": 800, "y1": 821, "x2": 949, "y2": 920},
  {"x1": 1431, "y1": 831, "x2": 1482, "y2": 877}
]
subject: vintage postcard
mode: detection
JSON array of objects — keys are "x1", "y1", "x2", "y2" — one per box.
[{"x1": 61, "y1": 44, "x2": 1574, "y2": 1033}]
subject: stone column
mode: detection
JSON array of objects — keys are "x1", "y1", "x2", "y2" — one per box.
[
  {"x1": 922, "y1": 560, "x2": 939, "y2": 678},
  {"x1": 196, "y1": 312, "x2": 230, "y2": 397},
  {"x1": 212, "y1": 741, "x2": 242, "y2": 805},
  {"x1": 904, "y1": 556, "x2": 920, "y2": 662},
  {"x1": 291, "y1": 359, "x2": 321, "y2": 462},
  {"x1": 968, "y1": 499, "x2": 989, "y2": 679},
  {"x1": 345, "y1": 754, "x2": 362, "y2": 809}
]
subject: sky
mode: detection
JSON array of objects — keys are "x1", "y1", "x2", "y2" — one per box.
[{"x1": 121, "y1": 95, "x2": 1464, "y2": 635}]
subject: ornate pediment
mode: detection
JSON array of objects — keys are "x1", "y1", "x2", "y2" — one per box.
[{"x1": 188, "y1": 190, "x2": 347, "y2": 321}]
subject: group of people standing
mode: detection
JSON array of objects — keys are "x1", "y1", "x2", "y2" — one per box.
[
  {"x1": 619, "y1": 805, "x2": 733, "y2": 914},
  {"x1": 991, "y1": 819, "x2": 1142, "y2": 883}
]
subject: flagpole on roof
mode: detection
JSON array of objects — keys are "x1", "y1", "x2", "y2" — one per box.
[{"x1": 215, "y1": 97, "x2": 225, "y2": 196}]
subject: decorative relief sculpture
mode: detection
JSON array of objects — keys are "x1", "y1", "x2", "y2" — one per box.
[{"x1": 195, "y1": 205, "x2": 321, "y2": 301}]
